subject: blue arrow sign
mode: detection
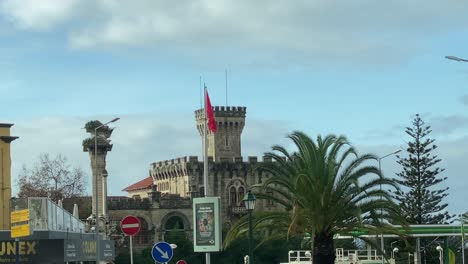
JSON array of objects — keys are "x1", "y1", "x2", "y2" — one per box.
[{"x1": 151, "y1": 241, "x2": 173, "y2": 263}]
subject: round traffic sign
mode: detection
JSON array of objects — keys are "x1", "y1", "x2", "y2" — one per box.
[
  {"x1": 176, "y1": 260, "x2": 188, "y2": 264},
  {"x1": 151, "y1": 241, "x2": 174, "y2": 263},
  {"x1": 120, "y1": 215, "x2": 140, "y2": 236}
]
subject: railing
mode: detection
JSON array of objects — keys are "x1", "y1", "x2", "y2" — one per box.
[
  {"x1": 287, "y1": 250, "x2": 312, "y2": 263},
  {"x1": 16, "y1": 197, "x2": 85, "y2": 233},
  {"x1": 335, "y1": 248, "x2": 381, "y2": 262}
]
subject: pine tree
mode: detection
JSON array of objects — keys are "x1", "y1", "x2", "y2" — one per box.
[{"x1": 393, "y1": 114, "x2": 452, "y2": 224}]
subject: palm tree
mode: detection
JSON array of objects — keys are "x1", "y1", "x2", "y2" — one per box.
[{"x1": 225, "y1": 132, "x2": 405, "y2": 264}]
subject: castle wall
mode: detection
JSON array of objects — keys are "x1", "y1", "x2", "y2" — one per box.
[{"x1": 149, "y1": 155, "x2": 282, "y2": 225}]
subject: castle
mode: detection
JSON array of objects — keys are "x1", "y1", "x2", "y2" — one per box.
[{"x1": 108, "y1": 106, "x2": 279, "y2": 248}]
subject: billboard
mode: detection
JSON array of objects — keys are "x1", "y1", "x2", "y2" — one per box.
[{"x1": 193, "y1": 197, "x2": 221, "y2": 252}]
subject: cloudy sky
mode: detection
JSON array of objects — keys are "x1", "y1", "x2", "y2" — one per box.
[{"x1": 1, "y1": 0, "x2": 468, "y2": 215}]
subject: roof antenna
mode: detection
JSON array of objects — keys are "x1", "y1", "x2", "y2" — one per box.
[
  {"x1": 225, "y1": 68, "x2": 228, "y2": 107},
  {"x1": 199, "y1": 75, "x2": 203, "y2": 108}
]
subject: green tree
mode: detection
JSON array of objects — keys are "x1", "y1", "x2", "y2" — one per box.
[
  {"x1": 392, "y1": 114, "x2": 452, "y2": 224},
  {"x1": 226, "y1": 132, "x2": 405, "y2": 264}
]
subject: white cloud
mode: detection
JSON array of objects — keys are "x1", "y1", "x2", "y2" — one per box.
[
  {"x1": 2, "y1": 0, "x2": 468, "y2": 64},
  {"x1": 0, "y1": 0, "x2": 80, "y2": 30}
]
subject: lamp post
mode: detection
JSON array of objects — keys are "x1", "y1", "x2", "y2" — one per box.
[
  {"x1": 378, "y1": 149, "x2": 401, "y2": 264},
  {"x1": 243, "y1": 191, "x2": 256, "y2": 264},
  {"x1": 390, "y1": 241, "x2": 399, "y2": 260},
  {"x1": 94, "y1": 117, "x2": 119, "y2": 263},
  {"x1": 392, "y1": 247, "x2": 399, "y2": 261},
  {"x1": 445, "y1": 56, "x2": 468, "y2": 62},
  {"x1": 436, "y1": 245, "x2": 443, "y2": 264}
]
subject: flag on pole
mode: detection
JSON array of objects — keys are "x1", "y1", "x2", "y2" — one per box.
[{"x1": 205, "y1": 89, "x2": 217, "y2": 133}]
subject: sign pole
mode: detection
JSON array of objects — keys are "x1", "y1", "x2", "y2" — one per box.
[
  {"x1": 120, "y1": 215, "x2": 140, "y2": 264},
  {"x1": 130, "y1": 236, "x2": 134, "y2": 264},
  {"x1": 15, "y1": 238, "x2": 19, "y2": 264}
]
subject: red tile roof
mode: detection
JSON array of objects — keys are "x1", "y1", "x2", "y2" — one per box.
[{"x1": 122, "y1": 177, "x2": 154, "y2": 192}]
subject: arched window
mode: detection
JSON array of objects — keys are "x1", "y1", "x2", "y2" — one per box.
[
  {"x1": 230, "y1": 187, "x2": 237, "y2": 205},
  {"x1": 165, "y1": 216, "x2": 185, "y2": 230},
  {"x1": 238, "y1": 187, "x2": 245, "y2": 205}
]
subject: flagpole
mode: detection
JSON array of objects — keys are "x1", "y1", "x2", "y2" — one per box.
[{"x1": 203, "y1": 85, "x2": 211, "y2": 264}]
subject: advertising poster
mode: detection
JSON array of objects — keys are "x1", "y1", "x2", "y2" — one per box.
[{"x1": 193, "y1": 197, "x2": 221, "y2": 252}]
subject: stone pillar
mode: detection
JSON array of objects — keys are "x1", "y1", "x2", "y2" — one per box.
[
  {"x1": 82, "y1": 120, "x2": 114, "y2": 219},
  {"x1": 102, "y1": 169, "x2": 108, "y2": 218},
  {"x1": 0, "y1": 124, "x2": 18, "y2": 230},
  {"x1": 89, "y1": 150, "x2": 108, "y2": 217}
]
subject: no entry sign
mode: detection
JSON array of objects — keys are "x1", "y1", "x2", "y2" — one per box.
[{"x1": 120, "y1": 215, "x2": 140, "y2": 236}]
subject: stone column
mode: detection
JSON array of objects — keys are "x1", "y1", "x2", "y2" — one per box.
[
  {"x1": 82, "y1": 121, "x2": 114, "y2": 220},
  {"x1": 89, "y1": 150, "x2": 108, "y2": 217}
]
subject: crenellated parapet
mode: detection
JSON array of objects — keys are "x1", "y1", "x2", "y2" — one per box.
[
  {"x1": 195, "y1": 106, "x2": 246, "y2": 136},
  {"x1": 150, "y1": 155, "x2": 273, "y2": 184}
]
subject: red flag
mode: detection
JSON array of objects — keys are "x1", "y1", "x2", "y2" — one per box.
[{"x1": 205, "y1": 90, "x2": 217, "y2": 133}]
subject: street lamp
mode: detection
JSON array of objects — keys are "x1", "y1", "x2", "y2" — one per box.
[
  {"x1": 392, "y1": 247, "x2": 399, "y2": 260},
  {"x1": 436, "y1": 245, "x2": 443, "y2": 264},
  {"x1": 94, "y1": 117, "x2": 119, "y2": 263},
  {"x1": 445, "y1": 56, "x2": 468, "y2": 62},
  {"x1": 243, "y1": 191, "x2": 256, "y2": 264},
  {"x1": 378, "y1": 149, "x2": 401, "y2": 264}
]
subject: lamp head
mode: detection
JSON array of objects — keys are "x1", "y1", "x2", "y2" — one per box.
[
  {"x1": 393, "y1": 247, "x2": 399, "y2": 253},
  {"x1": 436, "y1": 245, "x2": 443, "y2": 252},
  {"x1": 243, "y1": 190, "x2": 256, "y2": 211}
]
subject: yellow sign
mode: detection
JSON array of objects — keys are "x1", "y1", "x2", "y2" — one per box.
[
  {"x1": 11, "y1": 224, "x2": 31, "y2": 238},
  {"x1": 11, "y1": 209, "x2": 30, "y2": 223}
]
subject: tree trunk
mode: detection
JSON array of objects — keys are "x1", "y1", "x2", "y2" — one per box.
[{"x1": 313, "y1": 232, "x2": 335, "y2": 264}]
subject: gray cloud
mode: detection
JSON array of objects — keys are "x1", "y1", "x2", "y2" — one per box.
[
  {"x1": 362, "y1": 113, "x2": 468, "y2": 142},
  {"x1": 2, "y1": 0, "x2": 468, "y2": 65},
  {"x1": 429, "y1": 115, "x2": 468, "y2": 136}
]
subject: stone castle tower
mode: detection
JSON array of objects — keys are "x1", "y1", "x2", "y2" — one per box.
[
  {"x1": 0, "y1": 124, "x2": 18, "y2": 230},
  {"x1": 195, "y1": 106, "x2": 246, "y2": 161}
]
